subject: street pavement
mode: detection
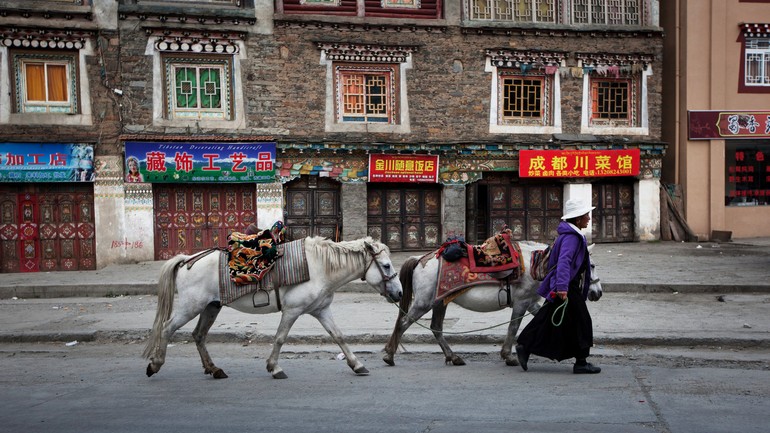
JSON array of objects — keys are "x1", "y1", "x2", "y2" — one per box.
[{"x1": 0, "y1": 238, "x2": 769, "y2": 352}]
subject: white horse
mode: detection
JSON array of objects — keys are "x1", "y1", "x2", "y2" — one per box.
[
  {"x1": 143, "y1": 236, "x2": 402, "y2": 379},
  {"x1": 383, "y1": 241, "x2": 602, "y2": 367}
]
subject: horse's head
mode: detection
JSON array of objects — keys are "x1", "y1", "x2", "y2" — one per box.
[
  {"x1": 363, "y1": 240, "x2": 403, "y2": 303},
  {"x1": 587, "y1": 243, "x2": 603, "y2": 302}
]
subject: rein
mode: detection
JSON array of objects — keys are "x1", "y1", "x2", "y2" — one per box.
[{"x1": 361, "y1": 247, "x2": 399, "y2": 295}]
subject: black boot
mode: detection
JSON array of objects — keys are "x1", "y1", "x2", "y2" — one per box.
[
  {"x1": 515, "y1": 344, "x2": 529, "y2": 371},
  {"x1": 573, "y1": 359, "x2": 601, "y2": 374}
]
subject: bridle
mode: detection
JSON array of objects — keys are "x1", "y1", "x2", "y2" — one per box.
[{"x1": 361, "y1": 247, "x2": 399, "y2": 294}]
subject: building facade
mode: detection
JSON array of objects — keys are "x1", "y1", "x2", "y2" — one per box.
[
  {"x1": 662, "y1": 0, "x2": 770, "y2": 240},
  {"x1": 1, "y1": 0, "x2": 665, "y2": 272}
]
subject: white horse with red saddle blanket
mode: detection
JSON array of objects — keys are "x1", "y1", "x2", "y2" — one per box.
[
  {"x1": 143, "y1": 236, "x2": 402, "y2": 379},
  {"x1": 383, "y1": 241, "x2": 602, "y2": 367}
]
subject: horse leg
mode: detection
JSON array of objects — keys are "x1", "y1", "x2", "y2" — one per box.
[
  {"x1": 500, "y1": 301, "x2": 532, "y2": 366},
  {"x1": 146, "y1": 310, "x2": 198, "y2": 377},
  {"x1": 266, "y1": 310, "x2": 301, "y2": 379},
  {"x1": 382, "y1": 302, "x2": 431, "y2": 366},
  {"x1": 431, "y1": 303, "x2": 465, "y2": 366},
  {"x1": 192, "y1": 301, "x2": 227, "y2": 379},
  {"x1": 312, "y1": 306, "x2": 369, "y2": 375}
]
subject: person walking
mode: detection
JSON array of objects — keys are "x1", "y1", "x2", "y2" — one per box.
[{"x1": 515, "y1": 198, "x2": 601, "y2": 374}]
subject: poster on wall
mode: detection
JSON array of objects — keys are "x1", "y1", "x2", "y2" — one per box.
[
  {"x1": 0, "y1": 142, "x2": 95, "y2": 182},
  {"x1": 368, "y1": 154, "x2": 439, "y2": 183},
  {"x1": 124, "y1": 141, "x2": 276, "y2": 183},
  {"x1": 519, "y1": 149, "x2": 640, "y2": 178}
]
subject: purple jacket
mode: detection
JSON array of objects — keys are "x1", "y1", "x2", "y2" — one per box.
[{"x1": 536, "y1": 221, "x2": 592, "y2": 301}]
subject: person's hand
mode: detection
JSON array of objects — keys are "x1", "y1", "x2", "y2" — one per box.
[{"x1": 555, "y1": 291, "x2": 568, "y2": 301}]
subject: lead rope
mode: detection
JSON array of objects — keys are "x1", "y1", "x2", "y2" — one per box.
[{"x1": 551, "y1": 297, "x2": 568, "y2": 327}]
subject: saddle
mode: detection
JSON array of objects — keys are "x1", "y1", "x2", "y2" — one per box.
[
  {"x1": 227, "y1": 221, "x2": 287, "y2": 285},
  {"x1": 435, "y1": 229, "x2": 523, "y2": 304}
]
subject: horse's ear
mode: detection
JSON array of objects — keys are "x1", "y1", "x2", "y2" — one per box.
[
  {"x1": 364, "y1": 240, "x2": 375, "y2": 253},
  {"x1": 587, "y1": 243, "x2": 595, "y2": 253}
]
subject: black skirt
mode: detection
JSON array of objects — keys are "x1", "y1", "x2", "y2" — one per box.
[{"x1": 517, "y1": 288, "x2": 593, "y2": 362}]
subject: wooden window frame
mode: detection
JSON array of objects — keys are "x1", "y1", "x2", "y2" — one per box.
[
  {"x1": 467, "y1": 0, "x2": 558, "y2": 23},
  {"x1": 569, "y1": 0, "x2": 643, "y2": 26},
  {"x1": 334, "y1": 64, "x2": 398, "y2": 125},
  {"x1": 11, "y1": 50, "x2": 79, "y2": 114},
  {"x1": 161, "y1": 54, "x2": 234, "y2": 121},
  {"x1": 498, "y1": 71, "x2": 552, "y2": 126},
  {"x1": 739, "y1": 35, "x2": 770, "y2": 93},
  {"x1": 589, "y1": 76, "x2": 636, "y2": 127}
]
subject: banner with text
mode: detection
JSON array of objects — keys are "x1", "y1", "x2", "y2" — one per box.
[
  {"x1": 688, "y1": 110, "x2": 770, "y2": 140},
  {"x1": 519, "y1": 149, "x2": 640, "y2": 178},
  {"x1": 124, "y1": 141, "x2": 276, "y2": 183},
  {"x1": 368, "y1": 154, "x2": 439, "y2": 183},
  {"x1": 0, "y1": 142, "x2": 95, "y2": 182}
]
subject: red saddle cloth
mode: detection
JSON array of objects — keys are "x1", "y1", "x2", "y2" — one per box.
[
  {"x1": 435, "y1": 232, "x2": 523, "y2": 304},
  {"x1": 227, "y1": 221, "x2": 287, "y2": 285},
  {"x1": 465, "y1": 229, "x2": 520, "y2": 273}
]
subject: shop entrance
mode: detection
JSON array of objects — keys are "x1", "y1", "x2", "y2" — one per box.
[
  {"x1": 0, "y1": 184, "x2": 95, "y2": 273},
  {"x1": 591, "y1": 181, "x2": 635, "y2": 242},
  {"x1": 367, "y1": 184, "x2": 441, "y2": 251},
  {"x1": 466, "y1": 174, "x2": 562, "y2": 244},
  {"x1": 153, "y1": 184, "x2": 257, "y2": 259},
  {"x1": 284, "y1": 176, "x2": 341, "y2": 241}
]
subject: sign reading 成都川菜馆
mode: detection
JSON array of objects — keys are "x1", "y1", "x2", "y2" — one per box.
[
  {"x1": 0, "y1": 142, "x2": 96, "y2": 182},
  {"x1": 368, "y1": 154, "x2": 439, "y2": 183},
  {"x1": 123, "y1": 141, "x2": 276, "y2": 183},
  {"x1": 519, "y1": 149, "x2": 641, "y2": 178}
]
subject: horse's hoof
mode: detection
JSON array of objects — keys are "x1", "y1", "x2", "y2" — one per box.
[
  {"x1": 213, "y1": 369, "x2": 228, "y2": 379},
  {"x1": 382, "y1": 354, "x2": 395, "y2": 366},
  {"x1": 146, "y1": 364, "x2": 156, "y2": 377},
  {"x1": 505, "y1": 358, "x2": 519, "y2": 367},
  {"x1": 451, "y1": 357, "x2": 466, "y2": 366},
  {"x1": 353, "y1": 366, "x2": 370, "y2": 375},
  {"x1": 272, "y1": 371, "x2": 288, "y2": 379}
]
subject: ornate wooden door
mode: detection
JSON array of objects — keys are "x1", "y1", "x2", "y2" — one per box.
[
  {"x1": 367, "y1": 184, "x2": 441, "y2": 251},
  {"x1": 592, "y1": 182, "x2": 635, "y2": 242},
  {"x1": 0, "y1": 185, "x2": 95, "y2": 273},
  {"x1": 153, "y1": 184, "x2": 256, "y2": 259},
  {"x1": 284, "y1": 176, "x2": 341, "y2": 241},
  {"x1": 467, "y1": 174, "x2": 562, "y2": 243}
]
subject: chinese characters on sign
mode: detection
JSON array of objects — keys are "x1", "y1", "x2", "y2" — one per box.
[
  {"x1": 519, "y1": 149, "x2": 640, "y2": 178},
  {"x1": 725, "y1": 142, "x2": 769, "y2": 206},
  {"x1": 368, "y1": 154, "x2": 439, "y2": 183},
  {"x1": 124, "y1": 141, "x2": 276, "y2": 183},
  {"x1": 688, "y1": 111, "x2": 770, "y2": 140},
  {"x1": 0, "y1": 143, "x2": 95, "y2": 182}
]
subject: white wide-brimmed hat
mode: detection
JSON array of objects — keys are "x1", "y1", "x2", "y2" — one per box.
[{"x1": 561, "y1": 199, "x2": 595, "y2": 220}]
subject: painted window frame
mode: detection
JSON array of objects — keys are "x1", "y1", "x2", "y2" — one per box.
[
  {"x1": 335, "y1": 64, "x2": 397, "y2": 124},
  {"x1": 12, "y1": 51, "x2": 78, "y2": 114},
  {"x1": 467, "y1": 0, "x2": 558, "y2": 23},
  {"x1": 580, "y1": 67, "x2": 650, "y2": 135},
  {"x1": 1, "y1": 45, "x2": 93, "y2": 126},
  {"x1": 162, "y1": 54, "x2": 233, "y2": 121},
  {"x1": 320, "y1": 49, "x2": 413, "y2": 134},
  {"x1": 569, "y1": 0, "x2": 643, "y2": 25}
]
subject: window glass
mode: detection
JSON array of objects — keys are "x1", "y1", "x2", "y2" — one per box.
[
  {"x1": 570, "y1": 0, "x2": 641, "y2": 25},
  {"x1": 163, "y1": 55, "x2": 232, "y2": 120},
  {"x1": 745, "y1": 38, "x2": 770, "y2": 86},
  {"x1": 725, "y1": 140, "x2": 770, "y2": 206},
  {"x1": 469, "y1": 0, "x2": 557, "y2": 23},
  {"x1": 13, "y1": 52, "x2": 77, "y2": 114}
]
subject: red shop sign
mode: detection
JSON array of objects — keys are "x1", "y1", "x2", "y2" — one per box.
[
  {"x1": 368, "y1": 154, "x2": 439, "y2": 183},
  {"x1": 520, "y1": 149, "x2": 640, "y2": 178}
]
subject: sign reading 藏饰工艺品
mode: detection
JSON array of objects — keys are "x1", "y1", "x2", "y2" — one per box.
[{"x1": 123, "y1": 141, "x2": 276, "y2": 183}]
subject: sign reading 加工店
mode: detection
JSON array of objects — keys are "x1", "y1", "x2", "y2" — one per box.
[
  {"x1": 0, "y1": 143, "x2": 95, "y2": 182},
  {"x1": 368, "y1": 154, "x2": 439, "y2": 183},
  {"x1": 688, "y1": 110, "x2": 770, "y2": 140},
  {"x1": 519, "y1": 149, "x2": 640, "y2": 178},
  {"x1": 123, "y1": 141, "x2": 276, "y2": 183}
]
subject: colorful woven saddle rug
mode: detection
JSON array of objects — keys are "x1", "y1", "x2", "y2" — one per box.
[
  {"x1": 227, "y1": 222, "x2": 286, "y2": 285},
  {"x1": 218, "y1": 239, "x2": 309, "y2": 306},
  {"x1": 435, "y1": 232, "x2": 523, "y2": 304}
]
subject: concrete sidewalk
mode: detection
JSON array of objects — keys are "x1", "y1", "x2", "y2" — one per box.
[{"x1": 0, "y1": 238, "x2": 769, "y2": 350}]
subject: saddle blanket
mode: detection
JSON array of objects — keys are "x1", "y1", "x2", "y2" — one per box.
[
  {"x1": 466, "y1": 230, "x2": 520, "y2": 273},
  {"x1": 227, "y1": 222, "x2": 287, "y2": 284},
  {"x1": 218, "y1": 239, "x2": 309, "y2": 306},
  {"x1": 436, "y1": 257, "x2": 510, "y2": 304}
]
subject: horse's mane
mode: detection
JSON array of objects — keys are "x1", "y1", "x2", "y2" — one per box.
[{"x1": 305, "y1": 236, "x2": 387, "y2": 275}]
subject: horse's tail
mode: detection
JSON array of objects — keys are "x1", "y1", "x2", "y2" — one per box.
[
  {"x1": 397, "y1": 257, "x2": 418, "y2": 316},
  {"x1": 142, "y1": 255, "x2": 186, "y2": 359}
]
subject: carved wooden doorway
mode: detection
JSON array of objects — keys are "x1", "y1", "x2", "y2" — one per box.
[
  {"x1": 367, "y1": 184, "x2": 441, "y2": 251},
  {"x1": 0, "y1": 184, "x2": 95, "y2": 273},
  {"x1": 591, "y1": 181, "x2": 635, "y2": 242},
  {"x1": 284, "y1": 176, "x2": 341, "y2": 241},
  {"x1": 153, "y1": 184, "x2": 257, "y2": 259},
  {"x1": 466, "y1": 174, "x2": 562, "y2": 243}
]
